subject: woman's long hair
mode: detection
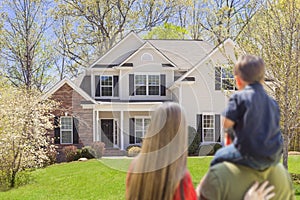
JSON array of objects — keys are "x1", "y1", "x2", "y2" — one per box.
[{"x1": 126, "y1": 102, "x2": 188, "y2": 200}]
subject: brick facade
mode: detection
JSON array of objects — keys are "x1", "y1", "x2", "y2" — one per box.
[{"x1": 50, "y1": 83, "x2": 93, "y2": 162}]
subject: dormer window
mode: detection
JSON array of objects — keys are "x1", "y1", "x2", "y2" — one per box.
[{"x1": 141, "y1": 53, "x2": 153, "y2": 61}]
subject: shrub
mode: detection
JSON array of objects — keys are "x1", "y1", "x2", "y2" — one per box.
[
  {"x1": 188, "y1": 126, "x2": 201, "y2": 156},
  {"x1": 45, "y1": 145, "x2": 57, "y2": 166},
  {"x1": 75, "y1": 146, "x2": 95, "y2": 160},
  {"x1": 63, "y1": 146, "x2": 78, "y2": 162},
  {"x1": 127, "y1": 146, "x2": 141, "y2": 157},
  {"x1": 90, "y1": 142, "x2": 105, "y2": 159},
  {"x1": 126, "y1": 144, "x2": 141, "y2": 151},
  {"x1": 198, "y1": 143, "x2": 222, "y2": 156}
]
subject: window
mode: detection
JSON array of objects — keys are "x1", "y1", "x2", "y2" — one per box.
[
  {"x1": 135, "y1": 118, "x2": 151, "y2": 143},
  {"x1": 215, "y1": 66, "x2": 236, "y2": 91},
  {"x1": 95, "y1": 75, "x2": 119, "y2": 97},
  {"x1": 101, "y1": 76, "x2": 113, "y2": 96},
  {"x1": 135, "y1": 74, "x2": 160, "y2": 95},
  {"x1": 221, "y1": 67, "x2": 236, "y2": 90},
  {"x1": 202, "y1": 114, "x2": 214, "y2": 142},
  {"x1": 141, "y1": 53, "x2": 153, "y2": 61},
  {"x1": 60, "y1": 117, "x2": 73, "y2": 144}
]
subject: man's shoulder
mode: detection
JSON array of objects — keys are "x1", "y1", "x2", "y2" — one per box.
[{"x1": 210, "y1": 162, "x2": 286, "y2": 176}]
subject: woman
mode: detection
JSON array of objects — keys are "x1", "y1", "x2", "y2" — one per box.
[
  {"x1": 126, "y1": 102, "x2": 195, "y2": 200},
  {"x1": 126, "y1": 102, "x2": 274, "y2": 200}
]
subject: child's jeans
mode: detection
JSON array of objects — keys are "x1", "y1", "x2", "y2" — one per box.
[{"x1": 210, "y1": 144, "x2": 281, "y2": 171}]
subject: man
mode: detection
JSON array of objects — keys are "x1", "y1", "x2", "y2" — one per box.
[{"x1": 197, "y1": 131, "x2": 295, "y2": 200}]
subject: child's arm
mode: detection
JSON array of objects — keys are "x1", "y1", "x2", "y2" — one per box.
[{"x1": 223, "y1": 117, "x2": 235, "y2": 129}]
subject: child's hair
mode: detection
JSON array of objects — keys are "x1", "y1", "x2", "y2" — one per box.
[{"x1": 234, "y1": 55, "x2": 265, "y2": 83}]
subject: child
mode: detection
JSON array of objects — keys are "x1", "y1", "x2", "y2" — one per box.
[{"x1": 211, "y1": 55, "x2": 283, "y2": 170}]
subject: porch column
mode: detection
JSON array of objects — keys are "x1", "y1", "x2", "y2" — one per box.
[
  {"x1": 96, "y1": 111, "x2": 99, "y2": 141},
  {"x1": 120, "y1": 110, "x2": 124, "y2": 150},
  {"x1": 93, "y1": 110, "x2": 95, "y2": 142}
]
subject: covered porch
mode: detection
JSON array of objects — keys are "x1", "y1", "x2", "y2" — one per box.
[{"x1": 84, "y1": 102, "x2": 163, "y2": 150}]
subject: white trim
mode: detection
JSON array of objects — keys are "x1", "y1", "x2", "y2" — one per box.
[
  {"x1": 93, "y1": 110, "x2": 96, "y2": 142},
  {"x1": 170, "y1": 38, "x2": 236, "y2": 89},
  {"x1": 82, "y1": 101, "x2": 163, "y2": 110},
  {"x1": 91, "y1": 75, "x2": 95, "y2": 98},
  {"x1": 42, "y1": 78, "x2": 97, "y2": 104},
  {"x1": 96, "y1": 111, "x2": 99, "y2": 141},
  {"x1": 89, "y1": 32, "x2": 144, "y2": 68},
  {"x1": 120, "y1": 111, "x2": 124, "y2": 150}
]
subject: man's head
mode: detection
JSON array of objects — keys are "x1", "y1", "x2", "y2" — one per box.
[{"x1": 234, "y1": 55, "x2": 265, "y2": 89}]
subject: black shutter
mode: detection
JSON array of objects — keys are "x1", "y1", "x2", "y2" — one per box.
[
  {"x1": 54, "y1": 116, "x2": 60, "y2": 144},
  {"x1": 129, "y1": 118, "x2": 135, "y2": 144},
  {"x1": 95, "y1": 76, "x2": 100, "y2": 96},
  {"x1": 113, "y1": 76, "x2": 119, "y2": 97},
  {"x1": 215, "y1": 114, "x2": 221, "y2": 142},
  {"x1": 73, "y1": 117, "x2": 79, "y2": 144},
  {"x1": 197, "y1": 114, "x2": 203, "y2": 143},
  {"x1": 215, "y1": 66, "x2": 221, "y2": 90},
  {"x1": 129, "y1": 74, "x2": 134, "y2": 96},
  {"x1": 160, "y1": 74, "x2": 166, "y2": 96}
]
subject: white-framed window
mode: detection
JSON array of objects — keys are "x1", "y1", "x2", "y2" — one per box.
[
  {"x1": 100, "y1": 75, "x2": 113, "y2": 96},
  {"x1": 60, "y1": 117, "x2": 73, "y2": 144},
  {"x1": 221, "y1": 67, "x2": 236, "y2": 90},
  {"x1": 135, "y1": 118, "x2": 151, "y2": 143},
  {"x1": 135, "y1": 74, "x2": 160, "y2": 96},
  {"x1": 202, "y1": 114, "x2": 214, "y2": 142}
]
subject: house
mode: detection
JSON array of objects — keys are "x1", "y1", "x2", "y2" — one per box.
[{"x1": 44, "y1": 32, "x2": 237, "y2": 160}]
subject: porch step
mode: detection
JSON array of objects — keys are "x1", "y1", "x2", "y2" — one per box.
[{"x1": 103, "y1": 148, "x2": 126, "y2": 156}]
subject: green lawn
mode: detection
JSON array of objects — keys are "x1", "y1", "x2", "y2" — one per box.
[{"x1": 0, "y1": 156, "x2": 299, "y2": 200}]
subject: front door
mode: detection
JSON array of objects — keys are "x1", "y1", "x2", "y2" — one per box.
[{"x1": 101, "y1": 119, "x2": 114, "y2": 148}]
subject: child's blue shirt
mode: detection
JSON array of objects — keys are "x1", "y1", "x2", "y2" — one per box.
[{"x1": 222, "y1": 82, "x2": 283, "y2": 160}]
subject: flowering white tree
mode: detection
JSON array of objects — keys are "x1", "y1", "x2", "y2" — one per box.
[{"x1": 0, "y1": 81, "x2": 58, "y2": 189}]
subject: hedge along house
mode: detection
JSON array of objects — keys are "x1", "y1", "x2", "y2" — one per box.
[{"x1": 43, "y1": 32, "x2": 237, "y2": 161}]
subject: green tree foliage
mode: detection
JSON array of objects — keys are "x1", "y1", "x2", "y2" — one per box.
[
  {"x1": 172, "y1": 0, "x2": 264, "y2": 43},
  {"x1": 0, "y1": 79, "x2": 58, "y2": 189},
  {"x1": 0, "y1": 0, "x2": 56, "y2": 91},
  {"x1": 143, "y1": 22, "x2": 189, "y2": 39},
  {"x1": 238, "y1": 0, "x2": 300, "y2": 168},
  {"x1": 51, "y1": 0, "x2": 186, "y2": 67}
]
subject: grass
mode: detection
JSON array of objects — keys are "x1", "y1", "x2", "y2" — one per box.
[{"x1": 0, "y1": 156, "x2": 299, "y2": 200}]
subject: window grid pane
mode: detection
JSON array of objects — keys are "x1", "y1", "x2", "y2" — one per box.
[
  {"x1": 136, "y1": 86, "x2": 147, "y2": 95},
  {"x1": 101, "y1": 87, "x2": 113, "y2": 96},
  {"x1": 148, "y1": 75, "x2": 159, "y2": 85},
  {"x1": 101, "y1": 76, "x2": 112, "y2": 86},
  {"x1": 61, "y1": 118, "x2": 72, "y2": 129},
  {"x1": 221, "y1": 67, "x2": 236, "y2": 90},
  {"x1": 149, "y1": 86, "x2": 159, "y2": 95},
  {"x1": 135, "y1": 75, "x2": 147, "y2": 85},
  {"x1": 61, "y1": 131, "x2": 72, "y2": 143}
]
